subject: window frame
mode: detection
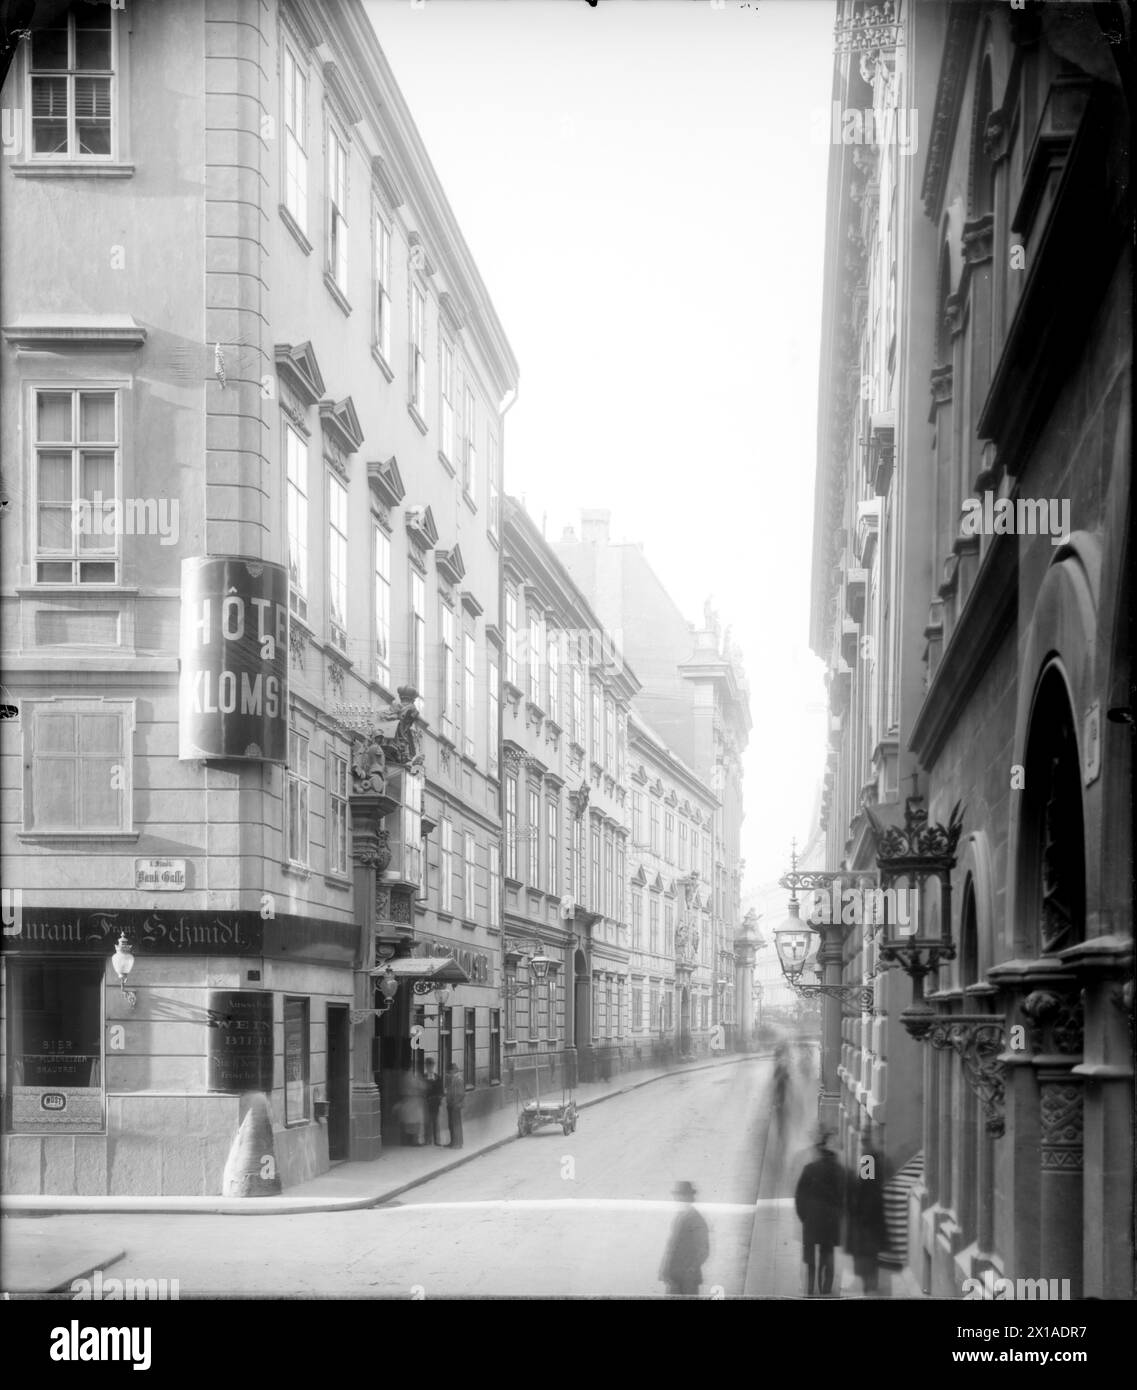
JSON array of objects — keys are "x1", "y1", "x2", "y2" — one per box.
[
  {"x1": 504, "y1": 775, "x2": 518, "y2": 881},
  {"x1": 546, "y1": 797, "x2": 559, "y2": 896},
  {"x1": 325, "y1": 115, "x2": 349, "y2": 295},
  {"x1": 410, "y1": 280, "x2": 427, "y2": 418},
  {"x1": 440, "y1": 601, "x2": 457, "y2": 742},
  {"x1": 286, "y1": 724, "x2": 311, "y2": 867},
  {"x1": 31, "y1": 384, "x2": 122, "y2": 588},
  {"x1": 463, "y1": 829, "x2": 477, "y2": 920},
  {"x1": 372, "y1": 209, "x2": 391, "y2": 362},
  {"x1": 440, "y1": 338, "x2": 456, "y2": 463},
  {"x1": 463, "y1": 384, "x2": 477, "y2": 500},
  {"x1": 439, "y1": 817, "x2": 454, "y2": 913},
  {"x1": 504, "y1": 589, "x2": 519, "y2": 687},
  {"x1": 328, "y1": 748, "x2": 349, "y2": 877},
  {"x1": 373, "y1": 523, "x2": 391, "y2": 688},
  {"x1": 22, "y1": 697, "x2": 135, "y2": 836},
  {"x1": 489, "y1": 836, "x2": 502, "y2": 927},
  {"x1": 410, "y1": 568, "x2": 426, "y2": 698},
  {"x1": 25, "y1": 6, "x2": 118, "y2": 164},
  {"x1": 281, "y1": 36, "x2": 309, "y2": 235},
  {"x1": 527, "y1": 610, "x2": 543, "y2": 707},
  {"x1": 327, "y1": 471, "x2": 348, "y2": 651},
  {"x1": 286, "y1": 421, "x2": 309, "y2": 621}
]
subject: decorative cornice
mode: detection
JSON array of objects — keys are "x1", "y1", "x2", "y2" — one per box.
[
  {"x1": 961, "y1": 213, "x2": 994, "y2": 267},
  {"x1": 459, "y1": 589, "x2": 483, "y2": 618},
  {"x1": 371, "y1": 154, "x2": 404, "y2": 209},
  {"x1": 319, "y1": 396, "x2": 364, "y2": 454},
  {"x1": 2, "y1": 315, "x2": 147, "y2": 351},
  {"x1": 367, "y1": 456, "x2": 405, "y2": 510},
  {"x1": 921, "y1": 3, "x2": 981, "y2": 222},
  {"x1": 405, "y1": 504, "x2": 438, "y2": 551},
  {"x1": 438, "y1": 290, "x2": 466, "y2": 335},
  {"x1": 275, "y1": 342, "x2": 325, "y2": 406},
  {"x1": 435, "y1": 544, "x2": 465, "y2": 586},
  {"x1": 408, "y1": 230, "x2": 436, "y2": 277},
  {"x1": 323, "y1": 59, "x2": 362, "y2": 127}
]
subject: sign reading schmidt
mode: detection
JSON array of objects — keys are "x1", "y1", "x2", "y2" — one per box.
[{"x1": 179, "y1": 557, "x2": 289, "y2": 762}]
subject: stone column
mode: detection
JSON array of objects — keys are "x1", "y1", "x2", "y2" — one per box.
[
  {"x1": 347, "y1": 789, "x2": 391, "y2": 1161},
  {"x1": 817, "y1": 921, "x2": 843, "y2": 1136}
]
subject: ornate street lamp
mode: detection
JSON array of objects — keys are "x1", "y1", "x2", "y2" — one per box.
[
  {"x1": 503, "y1": 938, "x2": 557, "y2": 995},
  {"x1": 775, "y1": 847, "x2": 876, "y2": 1014},
  {"x1": 111, "y1": 934, "x2": 138, "y2": 1010},
  {"x1": 866, "y1": 794, "x2": 1006, "y2": 1136}
]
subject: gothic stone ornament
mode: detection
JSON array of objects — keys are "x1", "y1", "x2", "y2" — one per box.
[
  {"x1": 925, "y1": 1018, "x2": 1007, "y2": 1137},
  {"x1": 357, "y1": 829, "x2": 392, "y2": 878},
  {"x1": 351, "y1": 731, "x2": 389, "y2": 796},
  {"x1": 1021, "y1": 990, "x2": 1084, "y2": 1056},
  {"x1": 1039, "y1": 1080, "x2": 1084, "y2": 1171},
  {"x1": 289, "y1": 623, "x2": 306, "y2": 668},
  {"x1": 328, "y1": 659, "x2": 346, "y2": 697}
]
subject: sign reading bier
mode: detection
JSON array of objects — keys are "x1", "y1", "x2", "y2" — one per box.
[{"x1": 179, "y1": 557, "x2": 288, "y2": 763}]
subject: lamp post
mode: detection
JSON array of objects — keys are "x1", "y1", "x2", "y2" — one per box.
[{"x1": 350, "y1": 965, "x2": 400, "y2": 1025}]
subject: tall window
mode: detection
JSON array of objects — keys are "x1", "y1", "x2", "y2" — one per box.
[
  {"x1": 527, "y1": 785, "x2": 541, "y2": 886},
  {"x1": 489, "y1": 838, "x2": 501, "y2": 927},
  {"x1": 374, "y1": 524, "x2": 391, "y2": 687},
  {"x1": 665, "y1": 811, "x2": 675, "y2": 864},
  {"x1": 616, "y1": 838, "x2": 625, "y2": 921},
  {"x1": 464, "y1": 1008, "x2": 476, "y2": 1087},
  {"x1": 490, "y1": 1009, "x2": 501, "y2": 1082},
  {"x1": 590, "y1": 819, "x2": 601, "y2": 911},
  {"x1": 326, "y1": 122, "x2": 348, "y2": 293},
  {"x1": 650, "y1": 800, "x2": 661, "y2": 854},
  {"x1": 604, "y1": 701, "x2": 615, "y2": 770},
  {"x1": 440, "y1": 603, "x2": 457, "y2": 741},
  {"x1": 373, "y1": 213, "x2": 391, "y2": 361},
  {"x1": 282, "y1": 42, "x2": 307, "y2": 231},
  {"x1": 283, "y1": 997, "x2": 309, "y2": 1125},
  {"x1": 649, "y1": 896, "x2": 660, "y2": 954},
  {"x1": 463, "y1": 630, "x2": 477, "y2": 759},
  {"x1": 328, "y1": 751, "x2": 348, "y2": 875},
  {"x1": 410, "y1": 283, "x2": 426, "y2": 416},
  {"x1": 286, "y1": 424, "x2": 308, "y2": 620},
  {"x1": 632, "y1": 891, "x2": 643, "y2": 949},
  {"x1": 401, "y1": 768, "x2": 424, "y2": 893},
  {"x1": 34, "y1": 388, "x2": 118, "y2": 586},
  {"x1": 463, "y1": 385, "x2": 477, "y2": 497},
  {"x1": 504, "y1": 776, "x2": 518, "y2": 879},
  {"x1": 604, "y1": 829, "x2": 614, "y2": 918},
  {"x1": 440, "y1": 818, "x2": 454, "y2": 912},
  {"x1": 632, "y1": 791, "x2": 644, "y2": 844},
  {"x1": 410, "y1": 570, "x2": 426, "y2": 697},
  {"x1": 664, "y1": 902, "x2": 674, "y2": 956},
  {"x1": 488, "y1": 657, "x2": 500, "y2": 778},
  {"x1": 328, "y1": 474, "x2": 348, "y2": 649},
  {"x1": 440, "y1": 340, "x2": 455, "y2": 462},
  {"x1": 287, "y1": 726, "x2": 310, "y2": 865},
  {"x1": 691, "y1": 829, "x2": 700, "y2": 875},
  {"x1": 487, "y1": 431, "x2": 500, "y2": 537},
  {"x1": 571, "y1": 664, "x2": 585, "y2": 745},
  {"x1": 504, "y1": 589, "x2": 519, "y2": 686},
  {"x1": 29, "y1": 6, "x2": 114, "y2": 159},
  {"x1": 615, "y1": 711, "x2": 625, "y2": 782},
  {"x1": 547, "y1": 633, "x2": 561, "y2": 725},
  {"x1": 546, "y1": 798, "x2": 559, "y2": 896},
  {"x1": 464, "y1": 830, "x2": 477, "y2": 919},
  {"x1": 632, "y1": 984, "x2": 643, "y2": 1032},
  {"x1": 24, "y1": 700, "x2": 132, "y2": 833},
  {"x1": 590, "y1": 686, "x2": 602, "y2": 764},
  {"x1": 528, "y1": 611, "x2": 543, "y2": 707}
]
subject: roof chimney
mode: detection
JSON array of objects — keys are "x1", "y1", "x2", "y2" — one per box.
[{"x1": 580, "y1": 509, "x2": 611, "y2": 544}]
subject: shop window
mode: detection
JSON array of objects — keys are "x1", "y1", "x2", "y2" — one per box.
[
  {"x1": 489, "y1": 1009, "x2": 501, "y2": 1082},
  {"x1": 6, "y1": 960, "x2": 104, "y2": 1132},
  {"x1": 283, "y1": 996, "x2": 309, "y2": 1125},
  {"x1": 464, "y1": 1008, "x2": 476, "y2": 1087}
]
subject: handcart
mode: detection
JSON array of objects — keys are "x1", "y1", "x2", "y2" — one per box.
[{"x1": 514, "y1": 1063, "x2": 578, "y2": 1137}]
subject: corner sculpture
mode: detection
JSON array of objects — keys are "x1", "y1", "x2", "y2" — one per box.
[{"x1": 349, "y1": 684, "x2": 426, "y2": 796}]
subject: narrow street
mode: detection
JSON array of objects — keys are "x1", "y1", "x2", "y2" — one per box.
[{"x1": 5, "y1": 1055, "x2": 819, "y2": 1299}]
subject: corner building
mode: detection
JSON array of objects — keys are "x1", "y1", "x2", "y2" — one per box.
[{"x1": 1, "y1": 0, "x2": 517, "y2": 1192}]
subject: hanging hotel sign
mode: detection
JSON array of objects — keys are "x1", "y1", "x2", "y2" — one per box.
[
  {"x1": 134, "y1": 858, "x2": 187, "y2": 891},
  {"x1": 179, "y1": 556, "x2": 289, "y2": 763},
  {"x1": 207, "y1": 991, "x2": 274, "y2": 1093}
]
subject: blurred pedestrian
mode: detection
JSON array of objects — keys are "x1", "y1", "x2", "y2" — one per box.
[
  {"x1": 445, "y1": 1060, "x2": 465, "y2": 1149},
  {"x1": 399, "y1": 1067, "x2": 427, "y2": 1146},
  {"x1": 794, "y1": 1133, "x2": 844, "y2": 1295},
  {"x1": 846, "y1": 1125, "x2": 889, "y2": 1294},
  {"x1": 424, "y1": 1057, "x2": 445, "y2": 1146},
  {"x1": 659, "y1": 1180, "x2": 710, "y2": 1296}
]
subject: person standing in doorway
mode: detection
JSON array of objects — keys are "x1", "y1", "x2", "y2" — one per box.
[
  {"x1": 659, "y1": 1180, "x2": 711, "y2": 1296},
  {"x1": 445, "y1": 1060, "x2": 465, "y2": 1149},
  {"x1": 424, "y1": 1057, "x2": 445, "y2": 1147},
  {"x1": 794, "y1": 1133, "x2": 844, "y2": 1295}
]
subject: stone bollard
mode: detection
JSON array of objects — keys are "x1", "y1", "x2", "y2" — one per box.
[{"x1": 222, "y1": 1092, "x2": 282, "y2": 1197}]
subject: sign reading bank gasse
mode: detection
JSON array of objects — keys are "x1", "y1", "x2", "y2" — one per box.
[{"x1": 179, "y1": 556, "x2": 289, "y2": 763}]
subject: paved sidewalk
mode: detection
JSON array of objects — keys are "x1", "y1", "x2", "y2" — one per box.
[{"x1": 2, "y1": 1050, "x2": 756, "y2": 1219}]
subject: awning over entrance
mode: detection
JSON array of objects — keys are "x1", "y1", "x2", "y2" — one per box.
[{"x1": 370, "y1": 956, "x2": 469, "y2": 984}]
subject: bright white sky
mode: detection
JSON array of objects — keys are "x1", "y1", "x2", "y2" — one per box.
[{"x1": 368, "y1": 0, "x2": 835, "y2": 889}]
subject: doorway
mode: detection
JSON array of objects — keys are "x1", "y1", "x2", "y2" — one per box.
[{"x1": 325, "y1": 1004, "x2": 350, "y2": 1162}]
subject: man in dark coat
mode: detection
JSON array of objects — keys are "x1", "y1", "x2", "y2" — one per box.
[
  {"x1": 444, "y1": 1061, "x2": 465, "y2": 1149},
  {"x1": 659, "y1": 1180, "x2": 711, "y2": 1296},
  {"x1": 794, "y1": 1137, "x2": 844, "y2": 1295},
  {"x1": 846, "y1": 1125, "x2": 889, "y2": 1294},
  {"x1": 424, "y1": 1057, "x2": 445, "y2": 1146}
]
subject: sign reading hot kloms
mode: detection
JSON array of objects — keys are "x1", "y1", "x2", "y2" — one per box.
[{"x1": 179, "y1": 556, "x2": 289, "y2": 762}]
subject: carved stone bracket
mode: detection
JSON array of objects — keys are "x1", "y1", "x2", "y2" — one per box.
[
  {"x1": 1021, "y1": 989, "x2": 1084, "y2": 1056},
  {"x1": 919, "y1": 1015, "x2": 1007, "y2": 1136}
]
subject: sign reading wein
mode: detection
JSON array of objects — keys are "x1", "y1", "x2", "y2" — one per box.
[
  {"x1": 179, "y1": 556, "x2": 289, "y2": 763},
  {"x1": 208, "y1": 991, "x2": 274, "y2": 1093}
]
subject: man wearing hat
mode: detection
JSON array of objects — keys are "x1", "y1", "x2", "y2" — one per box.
[
  {"x1": 794, "y1": 1131, "x2": 844, "y2": 1295},
  {"x1": 659, "y1": 1180, "x2": 711, "y2": 1296}
]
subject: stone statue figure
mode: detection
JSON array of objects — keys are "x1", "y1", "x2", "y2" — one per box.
[
  {"x1": 379, "y1": 684, "x2": 425, "y2": 770},
  {"x1": 351, "y1": 731, "x2": 388, "y2": 796}
]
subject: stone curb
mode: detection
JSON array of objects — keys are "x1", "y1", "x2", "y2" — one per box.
[{"x1": 1, "y1": 1052, "x2": 762, "y2": 1218}]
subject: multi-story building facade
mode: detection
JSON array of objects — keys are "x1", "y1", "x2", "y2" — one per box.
[
  {"x1": 499, "y1": 496, "x2": 638, "y2": 1089},
  {"x1": 812, "y1": 0, "x2": 1131, "y2": 1299},
  {"x1": 626, "y1": 712, "x2": 717, "y2": 1061},
  {"x1": 0, "y1": 0, "x2": 517, "y2": 1193},
  {"x1": 553, "y1": 512, "x2": 752, "y2": 1046}
]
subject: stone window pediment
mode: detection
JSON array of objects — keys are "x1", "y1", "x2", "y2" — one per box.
[
  {"x1": 436, "y1": 544, "x2": 465, "y2": 586},
  {"x1": 275, "y1": 342, "x2": 325, "y2": 407},
  {"x1": 368, "y1": 456, "x2": 405, "y2": 510},
  {"x1": 320, "y1": 397, "x2": 364, "y2": 456},
  {"x1": 405, "y1": 504, "x2": 438, "y2": 552}
]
